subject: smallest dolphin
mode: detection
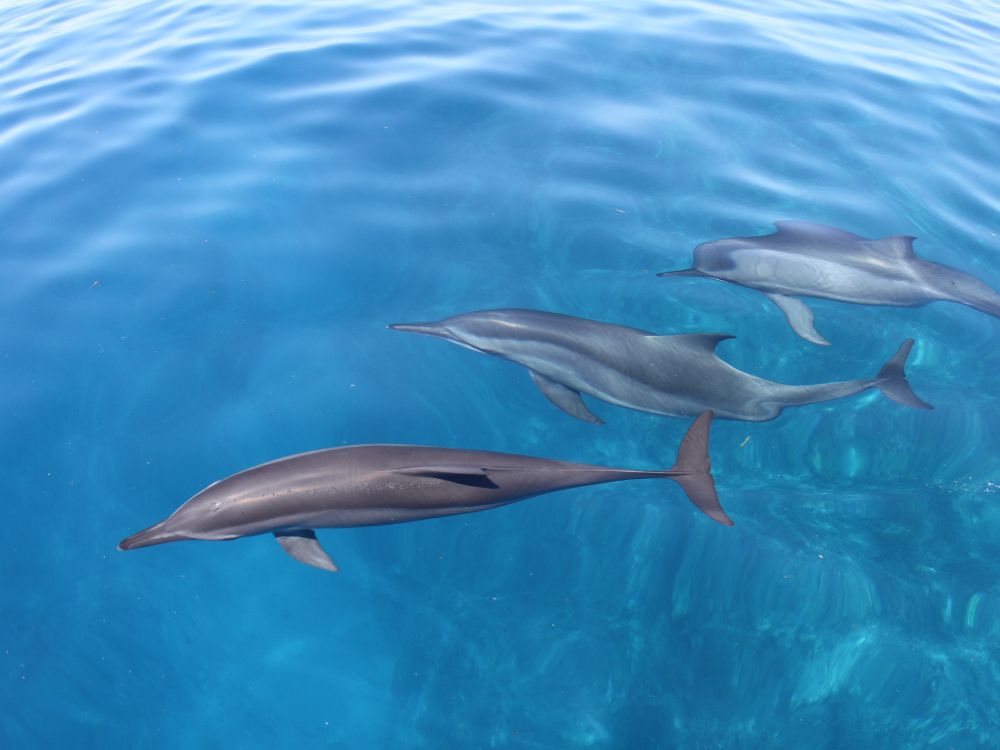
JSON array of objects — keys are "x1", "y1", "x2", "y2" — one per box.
[
  {"x1": 660, "y1": 221, "x2": 1000, "y2": 344},
  {"x1": 119, "y1": 412, "x2": 728, "y2": 572}
]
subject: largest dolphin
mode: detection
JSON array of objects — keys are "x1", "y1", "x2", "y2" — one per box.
[
  {"x1": 119, "y1": 412, "x2": 727, "y2": 572},
  {"x1": 389, "y1": 308, "x2": 931, "y2": 423},
  {"x1": 659, "y1": 220, "x2": 1000, "y2": 345}
]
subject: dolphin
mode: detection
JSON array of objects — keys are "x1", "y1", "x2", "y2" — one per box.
[
  {"x1": 118, "y1": 412, "x2": 727, "y2": 571},
  {"x1": 659, "y1": 220, "x2": 1000, "y2": 345},
  {"x1": 389, "y1": 308, "x2": 931, "y2": 423}
]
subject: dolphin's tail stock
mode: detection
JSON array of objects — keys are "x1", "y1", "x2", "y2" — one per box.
[
  {"x1": 668, "y1": 411, "x2": 733, "y2": 526},
  {"x1": 769, "y1": 339, "x2": 932, "y2": 414},
  {"x1": 875, "y1": 339, "x2": 934, "y2": 410},
  {"x1": 926, "y1": 262, "x2": 1000, "y2": 320},
  {"x1": 968, "y1": 294, "x2": 1000, "y2": 319},
  {"x1": 957, "y1": 277, "x2": 1000, "y2": 320}
]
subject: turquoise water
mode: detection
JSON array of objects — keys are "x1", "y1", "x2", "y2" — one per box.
[{"x1": 3, "y1": 0, "x2": 1000, "y2": 746}]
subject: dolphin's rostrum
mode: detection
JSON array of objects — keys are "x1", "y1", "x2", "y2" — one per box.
[
  {"x1": 119, "y1": 411, "x2": 727, "y2": 571},
  {"x1": 659, "y1": 220, "x2": 1000, "y2": 345},
  {"x1": 390, "y1": 308, "x2": 931, "y2": 424}
]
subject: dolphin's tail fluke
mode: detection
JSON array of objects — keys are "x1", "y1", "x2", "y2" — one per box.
[
  {"x1": 669, "y1": 411, "x2": 733, "y2": 526},
  {"x1": 875, "y1": 339, "x2": 934, "y2": 410},
  {"x1": 118, "y1": 520, "x2": 182, "y2": 551}
]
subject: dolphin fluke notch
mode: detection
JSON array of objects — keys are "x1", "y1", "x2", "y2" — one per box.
[
  {"x1": 669, "y1": 411, "x2": 732, "y2": 526},
  {"x1": 875, "y1": 339, "x2": 933, "y2": 410}
]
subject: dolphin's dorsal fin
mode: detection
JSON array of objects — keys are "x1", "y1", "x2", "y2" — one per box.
[
  {"x1": 765, "y1": 293, "x2": 831, "y2": 345},
  {"x1": 771, "y1": 221, "x2": 866, "y2": 244},
  {"x1": 394, "y1": 466, "x2": 500, "y2": 488},
  {"x1": 274, "y1": 530, "x2": 339, "y2": 572},
  {"x1": 866, "y1": 235, "x2": 917, "y2": 259},
  {"x1": 648, "y1": 333, "x2": 735, "y2": 354},
  {"x1": 529, "y1": 370, "x2": 603, "y2": 424}
]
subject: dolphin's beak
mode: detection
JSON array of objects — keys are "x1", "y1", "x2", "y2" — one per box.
[
  {"x1": 118, "y1": 520, "x2": 180, "y2": 550},
  {"x1": 388, "y1": 321, "x2": 485, "y2": 354},
  {"x1": 387, "y1": 322, "x2": 449, "y2": 338},
  {"x1": 657, "y1": 268, "x2": 705, "y2": 278}
]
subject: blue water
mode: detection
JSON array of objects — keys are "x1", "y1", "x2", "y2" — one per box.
[{"x1": 3, "y1": 0, "x2": 1000, "y2": 746}]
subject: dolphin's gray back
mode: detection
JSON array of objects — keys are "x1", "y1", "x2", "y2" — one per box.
[{"x1": 174, "y1": 443, "x2": 634, "y2": 537}]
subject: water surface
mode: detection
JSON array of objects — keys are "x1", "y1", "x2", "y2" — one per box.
[{"x1": 2, "y1": 1, "x2": 999, "y2": 747}]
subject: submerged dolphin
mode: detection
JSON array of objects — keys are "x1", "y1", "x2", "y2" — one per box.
[
  {"x1": 659, "y1": 220, "x2": 1000, "y2": 345},
  {"x1": 119, "y1": 412, "x2": 727, "y2": 571},
  {"x1": 389, "y1": 308, "x2": 931, "y2": 423}
]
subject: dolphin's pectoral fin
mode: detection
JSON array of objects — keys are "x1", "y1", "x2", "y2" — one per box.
[
  {"x1": 394, "y1": 466, "x2": 499, "y2": 488},
  {"x1": 529, "y1": 371, "x2": 603, "y2": 424},
  {"x1": 868, "y1": 235, "x2": 917, "y2": 259},
  {"x1": 765, "y1": 293, "x2": 830, "y2": 346},
  {"x1": 274, "y1": 530, "x2": 339, "y2": 572},
  {"x1": 771, "y1": 221, "x2": 865, "y2": 244}
]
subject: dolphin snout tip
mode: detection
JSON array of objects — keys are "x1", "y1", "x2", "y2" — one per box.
[
  {"x1": 387, "y1": 322, "x2": 444, "y2": 336},
  {"x1": 118, "y1": 522, "x2": 175, "y2": 551},
  {"x1": 657, "y1": 268, "x2": 705, "y2": 278},
  {"x1": 118, "y1": 533, "x2": 146, "y2": 551}
]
